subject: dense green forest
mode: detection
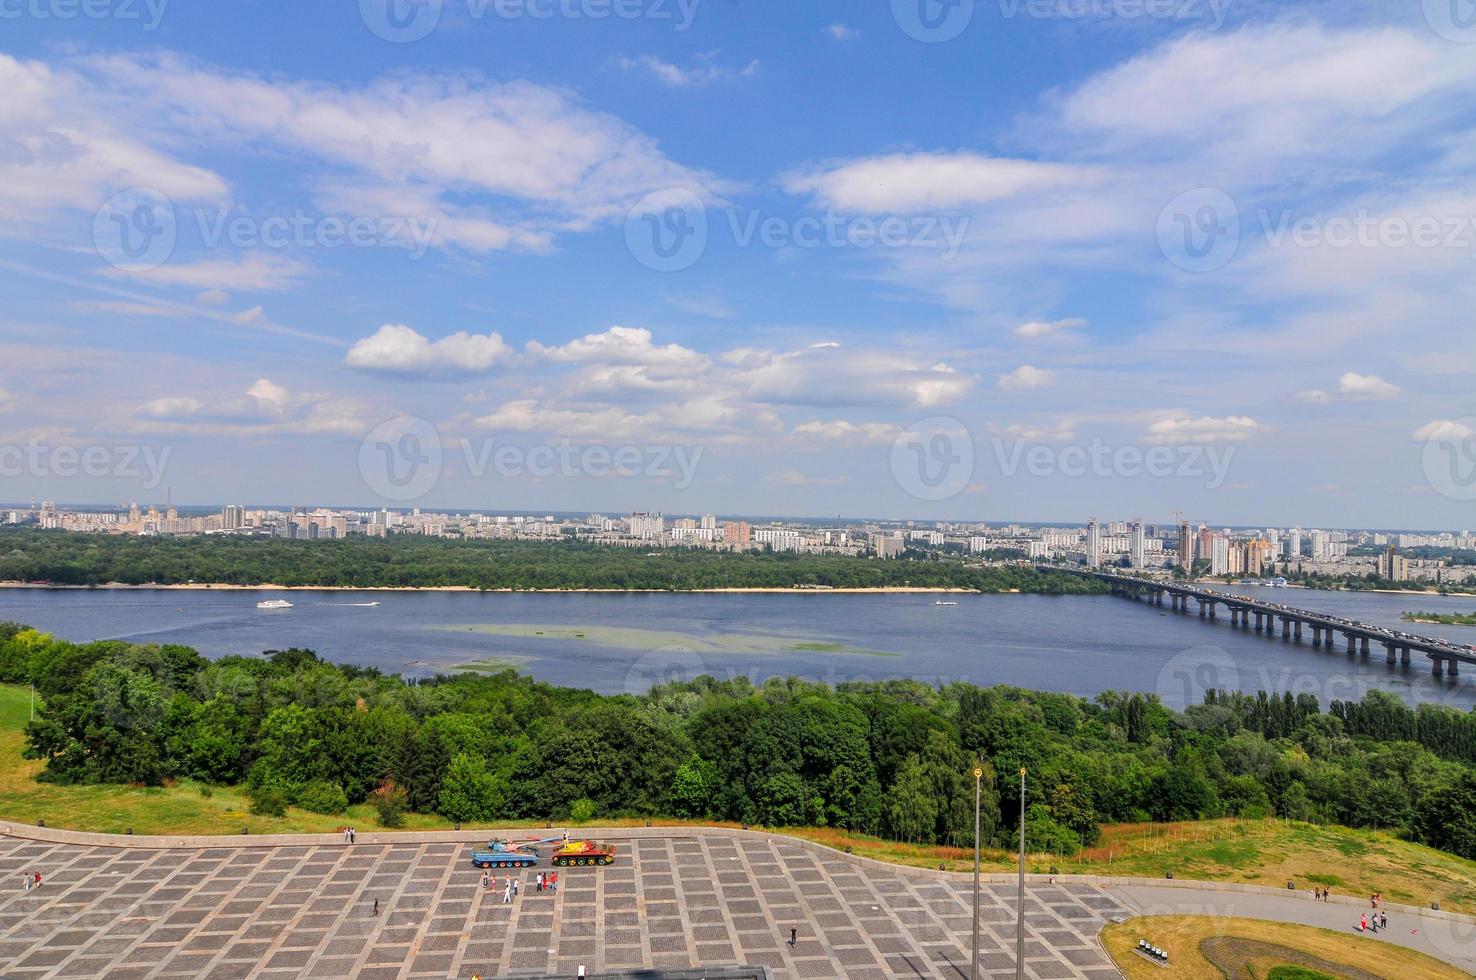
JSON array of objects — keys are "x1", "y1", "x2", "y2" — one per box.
[
  {"x1": 5, "y1": 622, "x2": 1476, "y2": 860},
  {"x1": 0, "y1": 528, "x2": 1104, "y2": 593}
]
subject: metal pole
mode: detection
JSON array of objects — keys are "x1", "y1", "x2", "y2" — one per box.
[
  {"x1": 1017, "y1": 767, "x2": 1026, "y2": 980},
  {"x1": 972, "y1": 766, "x2": 982, "y2": 980}
]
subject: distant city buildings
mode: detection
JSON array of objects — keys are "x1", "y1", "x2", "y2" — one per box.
[{"x1": 7, "y1": 501, "x2": 1475, "y2": 584}]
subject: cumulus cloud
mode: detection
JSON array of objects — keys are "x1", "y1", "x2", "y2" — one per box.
[
  {"x1": 618, "y1": 54, "x2": 759, "y2": 88},
  {"x1": 1143, "y1": 415, "x2": 1263, "y2": 444},
  {"x1": 133, "y1": 378, "x2": 364, "y2": 435},
  {"x1": 784, "y1": 151, "x2": 1097, "y2": 213},
  {"x1": 345, "y1": 324, "x2": 512, "y2": 377},
  {"x1": 1413, "y1": 419, "x2": 1476, "y2": 442},
  {"x1": 738, "y1": 343, "x2": 973, "y2": 409},
  {"x1": 526, "y1": 326, "x2": 706, "y2": 369},
  {"x1": 790, "y1": 419, "x2": 901, "y2": 444},
  {"x1": 1014, "y1": 318, "x2": 1085, "y2": 339},
  {"x1": 1337, "y1": 372, "x2": 1399, "y2": 399},
  {"x1": 998, "y1": 365, "x2": 1054, "y2": 390}
]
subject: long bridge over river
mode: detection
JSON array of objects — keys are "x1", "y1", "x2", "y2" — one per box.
[{"x1": 1038, "y1": 565, "x2": 1476, "y2": 678}]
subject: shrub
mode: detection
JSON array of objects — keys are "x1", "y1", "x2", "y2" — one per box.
[
  {"x1": 249, "y1": 785, "x2": 289, "y2": 817},
  {"x1": 294, "y1": 780, "x2": 348, "y2": 815},
  {"x1": 570, "y1": 798, "x2": 596, "y2": 824},
  {"x1": 372, "y1": 779, "x2": 408, "y2": 829}
]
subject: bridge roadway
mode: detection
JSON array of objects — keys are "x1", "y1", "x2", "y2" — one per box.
[{"x1": 1039, "y1": 565, "x2": 1476, "y2": 677}]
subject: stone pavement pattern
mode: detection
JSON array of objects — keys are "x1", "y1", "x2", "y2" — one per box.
[{"x1": 0, "y1": 833, "x2": 1127, "y2": 979}]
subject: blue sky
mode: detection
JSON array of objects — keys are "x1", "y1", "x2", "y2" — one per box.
[{"x1": 4, "y1": 0, "x2": 1476, "y2": 527}]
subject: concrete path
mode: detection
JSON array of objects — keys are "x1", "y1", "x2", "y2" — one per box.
[{"x1": 1114, "y1": 883, "x2": 1476, "y2": 974}]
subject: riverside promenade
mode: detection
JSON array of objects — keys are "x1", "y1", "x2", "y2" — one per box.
[{"x1": 0, "y1": 823, "x2": 1472, "y2": 979}]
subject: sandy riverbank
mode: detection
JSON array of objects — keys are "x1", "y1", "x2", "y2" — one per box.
[{"x1": 0, "y1": 581, "x2": 998, "y2": 595}]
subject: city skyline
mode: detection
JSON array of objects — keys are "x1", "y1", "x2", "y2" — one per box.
[{"x1": 6, "y1": 4, "x2": 1476, "y2": 525}]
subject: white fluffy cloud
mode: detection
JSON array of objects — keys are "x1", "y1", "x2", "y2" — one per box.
[
  {"x1": 1143, "y1": 415, "x2": 1263, "y2": 444},
  {"x1": 618, "y1": 55, "x2": 759, "y2": 88},
  {"x1": 134, "y1": 378, "x2": 364, "y2": 434},
  {"x1": 345, "y1": 325, "x2": 512, "y2": 377},
  {"x1": 1413, "y1": 419, "x2": 1476, "y2": 442},
  {"x1": 0, "y1": 55, "x2": 226, "y2": 229},
  {"x1": 1337, "y1": 372, "x2": 1399, "y2": 399},
  {"x1": 785, "y1": 151, "x2": 1095, "y2": 214},
  {"x1": 1014, "y1": 318, "x2": 1085, "y2": 339},
  {"x1": 998, "y1": 365, "x2": 1054, "y2": 390},
  {"x1": 789, "y1": 419, "x2": 901, "y2": 444},
  {"x1": 526, "y1": 326, "x2": 707, "y2": 369}
]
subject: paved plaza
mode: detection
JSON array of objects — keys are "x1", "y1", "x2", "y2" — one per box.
[{"x1": 0, "y1": 832, "x2": 1128, "y2": 979}]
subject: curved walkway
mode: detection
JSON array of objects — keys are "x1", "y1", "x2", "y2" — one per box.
[{"x1": 0, "y1": 823, "x2": 1471, "y2": 978}]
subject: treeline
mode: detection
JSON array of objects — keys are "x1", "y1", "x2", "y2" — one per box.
[
  {"x1": 0, "y1": 528, "x2": 1105, "y2": 594},
  {"x1": 6, "y1": 623, "x2": 1476, "y2": 860}
]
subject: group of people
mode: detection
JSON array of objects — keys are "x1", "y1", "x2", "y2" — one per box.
[
  {"x1": 1360, "y1": 909, "x2": 1389, "y2": 933},
  {"x1": 480, "y1": 869, "x2": 559, "y2": 904},
  {"x1": 20, "y1": 872, "x2": 40, "y2": 892},
  {"x1": 1312, "y1": 886, "x2": 1332, "y2": 901},
  {"x1": 341, "y1": 827, "x2": 357, "y2": 843}
]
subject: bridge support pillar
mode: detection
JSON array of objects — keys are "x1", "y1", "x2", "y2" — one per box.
[
  {"x1": 1361, "y1": 637, "x2": 1370, "y2": 657},
  {"x1": 1345, "y1": 633, "x2": 1356, "y2": 656},
  {"x1": 1401, "y1": 647, "x2": 1411, "y2": 667},
  {"x1": 1312, "y1": 626, "x2": 1321, "y2": 646},
  {"x1": 1385, "y1": 642, "x2": 1396, "y2": 665},
  {"x1": 1434, "y1": 657, "x2": 1445, "y2": 677},
  {"x1": 1254, "y1": 613, "x2": 1264, "y2": 632},
  {"x1": 1294, "y1": 621, "x2": 1302, "y2": 642},
  {"x1": 1451, "y1": 659, "x2": 1460, "y2": 677},
  {"x1": 1282, "y1": 618, "x2": 1291, "y2": 640},
  {"x1": 1208, "y1": 603, "x2": 1217, "y2": 621}
]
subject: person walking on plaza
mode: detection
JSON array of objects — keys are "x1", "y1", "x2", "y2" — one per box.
[
  {"x1": 577, "y1": 965, "x2": 586, "y2": 978},
  {"x1": 481, "y1": 871, "x2": 489, "y2": 892},
  {"x1": 789, "y1": 927, "x2": 797, "y2": 948},
  {"x1": 32, "y1": 872, "x2": 40, "y2": 889},
  {"x1": 1380, "y1": 910, "x2": 1388, "y2": 930},
  {"x1": 349, "y1": 827, "x2": 356, "y2": 844},
  {"x1": 1360, "y1": 913, "x2": 1368, "y2": 932},
  {"x1": 502, "y1": 880, "x2": 512, "y2": 904},
  {"x1": 512, "y1": 877, "x2": 520, "y2": 898},
  {"x1": 551, "y1": 871, "x2": 558, "y2": 892}
]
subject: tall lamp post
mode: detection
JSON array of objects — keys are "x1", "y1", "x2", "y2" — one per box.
[
  {"x1": 1016, "y1": 767, "x2": 1027, "y2": 980},
  {"x1": 971, "y1": 765, "x2": 983, "y2": 980}
]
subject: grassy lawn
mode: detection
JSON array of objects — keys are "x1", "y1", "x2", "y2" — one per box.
[
  {"x1": 5, "y1": 683, "x2": 1476, "y2": 916},
  {"x1": 1102, "y1": 915, "x2": 1466, "y2": 980}
]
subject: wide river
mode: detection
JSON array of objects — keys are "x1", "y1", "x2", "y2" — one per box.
[{"x1": 4, "y1": 585, "x2": 1476, "y2": 710}]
